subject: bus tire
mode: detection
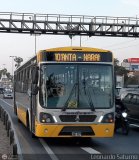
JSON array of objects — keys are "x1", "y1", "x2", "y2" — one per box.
[
  {"x1": 14, "y1": 106, "x2": 17, "y2": 115},
  {"x1": 26, "y1": 111, "x2": 37, "y2": 138},
  {"x1": 26, "y1": 112, "x2": 36, "y2": 138},
  {"x1": 18, "y1": 118, "x2": 21, "y2": 123},
  {"x1": 26, "y1": 112, "x2": 30, "y2": 130},
  {"x1": 14, "y1": 105, "x2": 17, "y2": 115},
  {"x1": 31, "y1": 132, "x2": 37, "y2": 138}
]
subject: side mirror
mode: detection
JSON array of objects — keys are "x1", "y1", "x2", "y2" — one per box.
[
  {"x1": 32, "y1": 66, "x2": 39, "y2": 84},
  {"x1": 32, "y1": 85, "x2": 39, "y2": 95}
]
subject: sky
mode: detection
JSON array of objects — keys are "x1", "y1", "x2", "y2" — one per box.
[{"x1": 1, "y1": 0, "x2": 139, "y2": 74}]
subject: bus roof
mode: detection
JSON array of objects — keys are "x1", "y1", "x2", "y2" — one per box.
[{"x1": 40, "y1": 46, "x2": 111, "y2": 53}]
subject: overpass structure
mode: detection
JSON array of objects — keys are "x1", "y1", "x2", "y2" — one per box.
[{"x1": 0, "y1": 12, "x2": 139, "y2": 37}]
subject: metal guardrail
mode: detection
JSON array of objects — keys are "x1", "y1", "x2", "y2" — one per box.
[{"x1": 0, "y1": 12, "x2": 139, "y2": 37}]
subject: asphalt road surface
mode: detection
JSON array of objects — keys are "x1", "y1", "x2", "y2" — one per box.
[{"x1": 0, "y1": 95, "x2": 139, "y2": 160}]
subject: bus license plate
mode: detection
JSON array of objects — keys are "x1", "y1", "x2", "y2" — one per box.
[{"x1": 72, "y1": 131, "x2": 81, "y2": 137}]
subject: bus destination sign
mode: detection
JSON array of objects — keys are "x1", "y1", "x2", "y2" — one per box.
[
  {"x1": 55, "y1": 53, "x2": 100, "y2": 62},
  {"x1": 45, "y1": 52, "x2": 112, "y2": 62}
]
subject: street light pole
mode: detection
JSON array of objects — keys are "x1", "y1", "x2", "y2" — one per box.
[
  {"x1": 9, "y1": 56, "x2": 16, "y2": 77},
  {"x1": 35, "y1": 34, "x2": 36, "y2": 54},
  {"x1": 30, "y1": 33, "x2": 41, "y2": 55},
  {"x1": 80, "y1": 35, "x2": 82, "y2": 47}
]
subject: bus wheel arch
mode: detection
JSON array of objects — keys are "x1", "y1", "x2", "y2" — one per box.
[
  {"x1": 14, "y1": 104, "x2": 17, "y2": 115},
  {"x1": 26, "y1": 110, "x2": 30, "y2": 130}
]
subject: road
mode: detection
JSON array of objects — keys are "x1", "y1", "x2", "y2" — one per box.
[{"x1": 0, "y1": 95, "x2": 139, "y2": 160}]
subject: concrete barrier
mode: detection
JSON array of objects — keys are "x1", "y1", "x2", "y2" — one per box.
[
  {"x1": 7, "y1": 120, "x2": 11, "y2": 137},
  {"x1": 0, "y1": 105, "x2": 22, "y2": 160}
]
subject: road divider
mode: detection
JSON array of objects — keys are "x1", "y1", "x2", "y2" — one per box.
[{"x1": 0, "y1": 105, "x2": 22, "y2": 160}]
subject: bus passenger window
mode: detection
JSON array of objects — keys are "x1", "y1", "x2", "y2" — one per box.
[{"x1": 47, "y1": 73, "x2": 65, "y2": 97}]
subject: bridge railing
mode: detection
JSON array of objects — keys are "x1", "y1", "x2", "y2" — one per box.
[
  {"x1": 0, "y1": 12, "x2": 138, "y2": 24},
  {"x1": 0, "y1": 12, "x2": 139, "y2": 37}
]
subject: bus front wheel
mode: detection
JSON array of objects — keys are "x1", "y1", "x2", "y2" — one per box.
[{"x1": 27, "y1": 112, "x2": 37, "y2": 138}]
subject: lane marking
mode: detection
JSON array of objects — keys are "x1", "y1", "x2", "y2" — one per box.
[
  {"x1": 81, "y1": 147, "x2": 101, "y2": 154},
  {"x1": 0, "y1": 98, "x2": 13, "y2": 107},
  {"x1": 39, "y1": 138, "x2": 59, "y2": 160},
  {"x1": 130, "y1": 124, "x2": 139, "y2": 128}
]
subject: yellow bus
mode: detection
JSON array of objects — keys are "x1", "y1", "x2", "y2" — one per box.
[{"x1": 14, "y1": 46, "x2": 115, "y2": 138}]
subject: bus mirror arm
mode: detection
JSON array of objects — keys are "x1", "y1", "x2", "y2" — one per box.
[
  {"x1": 32, "y1": 66, "x2": 39, "y2": 84},
  {"x1": 32, "y1": 85, "x2": 39, "y2": 95}
]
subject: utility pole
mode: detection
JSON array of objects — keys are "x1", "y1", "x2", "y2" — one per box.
[
  {"x1": 9, "y1": 56, "x2": 16, "y2": 77},
  {"x1": 35, "y1": 34, "x2": 36, "y2": 54},
  {"x1": 80, "y1": 35, "x2": 82, "y2": 47}
]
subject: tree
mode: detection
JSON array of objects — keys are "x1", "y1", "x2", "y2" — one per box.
[
  {"x1": 125, "y1": 76, "x2": 139, "y2": 85},
  {"x1": 0, "y1": 68, "x2": 7, "y2": 78},
  {"x1": 0, "y1": 68, "x2": 13, "y2": 82},
  {"x1": 6, "y1": 72, "x2": 12, "y2": 80},
  {"x1": 114, "y1": 58, "x2": 129, "y2": 85},
  {"x1": 114, "y1": 58, "x2": 119, "y2": 66},
  {"x1": 114, "y1": 58, "x2": 139, "y2": 86},
  {"x1": 14, "y1": 57, "x2": 23, "y2": 68}
]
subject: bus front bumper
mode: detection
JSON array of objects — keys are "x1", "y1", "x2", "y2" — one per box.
[{"x1": 35, "y1": 122, "x2": 114, "y2": 138}]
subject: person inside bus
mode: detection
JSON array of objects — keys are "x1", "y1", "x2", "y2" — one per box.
[
  {"x1": 56, "y1": 83, "x2": 65, "y2": 96},
  {"x1": 46, "y1": 73, "x2": 65, "y2": 97},
  {"x1": 47, "y1": 73, "x2": 56, "y2": 97}
]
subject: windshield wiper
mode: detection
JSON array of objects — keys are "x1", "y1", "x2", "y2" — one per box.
[
  {"x1": 62, "y1": 81, "x2": 95, "y2": 111},
  {"x1": 82, "y1": 79, "x2": 95, "y2": 111},
  {"x1": 62, "y1": 83, "x2": 77, "y2": 111},
  {"x1": 86, "y1": 88, "x2": 95, "y2": 111}
]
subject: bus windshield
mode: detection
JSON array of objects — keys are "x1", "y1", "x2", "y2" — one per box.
[{"x1": 39, "y1": 64, "x2": 113, "y2": 109}]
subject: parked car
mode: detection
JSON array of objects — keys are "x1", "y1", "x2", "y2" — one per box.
[
  {"x1": 0, "y1": 87, "x2": 4, "y2": 94},
  {"x1": 119, "y1": 87, "x2": 139, "y2": 100},
  {"x1": 3, "y1": 90, "x2": 13, "y2": 99},
  {"x1": 122, "y1": 92, "x2": 139, "y2": 126}
]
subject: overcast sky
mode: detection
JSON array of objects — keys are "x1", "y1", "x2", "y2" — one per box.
[{"x1": 1, "y1": 0, "x2": 139, "y2": 74}]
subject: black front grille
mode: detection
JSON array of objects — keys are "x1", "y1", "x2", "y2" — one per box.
[
  {"x1": 59, "y1": 115, "x2": 76, "y2": 122},
  {"x1": 79, "y1": 115, "x2": 97, "y2": 122},
  {"x1": 59, "y1": 115, "x2": 96, "y2": 122},
  {"x1": 59, "y1": 126, "x2": 95, "y2": 136}
]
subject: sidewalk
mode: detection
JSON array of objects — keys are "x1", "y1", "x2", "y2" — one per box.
[{"x1": 0, "y1": 119, "x2": 12, "y2": 159}]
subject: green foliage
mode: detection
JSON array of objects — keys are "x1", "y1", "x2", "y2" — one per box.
[
  {"x1": 114, "y1": 58, "x2": 129, "y2": 85},
  {"x1": 0, "y1": 69, "x2": 6, "y2": 78},
  {"x1": 125, "y1": 76, "x2": 139, "y2": 85},
  {"x1": 0, "y1": 68, "x2": 12, "y2": 80},
  {"x1": 114, "y1": 58, "x2": 119, "y2": 66},
  {"x1": 114, "y1": 58, "x2": 139, "y2": 86},
  {"x1": 14, "y1": 57, "x2": 23, "y2": 68},
  {"x1": 115, "y1": 65, "x2": 128, "y2": 76}
]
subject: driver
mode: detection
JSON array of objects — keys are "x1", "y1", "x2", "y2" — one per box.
[{"x1": 115, "y1": 97, "x2": 126, "y2": 112}]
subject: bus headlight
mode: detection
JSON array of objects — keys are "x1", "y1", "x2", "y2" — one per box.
[
  {"x1": 40, "y1": 112, "x2": 54, "y2": 123},
  {"x1": 101, "y1": 112, "x2": 114, "y2": 123}
]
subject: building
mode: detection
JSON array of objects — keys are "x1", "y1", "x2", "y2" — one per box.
[
  {"x1": 116, "y1": 75, "x2": 124, "y2": 87},
  {"x1": 121, "y1": 58, "x2": 139, "y2": 71},
  {"x1": 0, "y1": 73, "x2": 12, "y2": 88}
]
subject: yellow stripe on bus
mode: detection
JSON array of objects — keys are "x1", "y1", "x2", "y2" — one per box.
[{"x1": 35, "y1": 120, "x2": 114, "y2": 138}]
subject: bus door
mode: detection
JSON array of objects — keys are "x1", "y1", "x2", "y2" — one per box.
[{"x1": 31, "y1": 66, "x2": 39, "y2": 133}]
